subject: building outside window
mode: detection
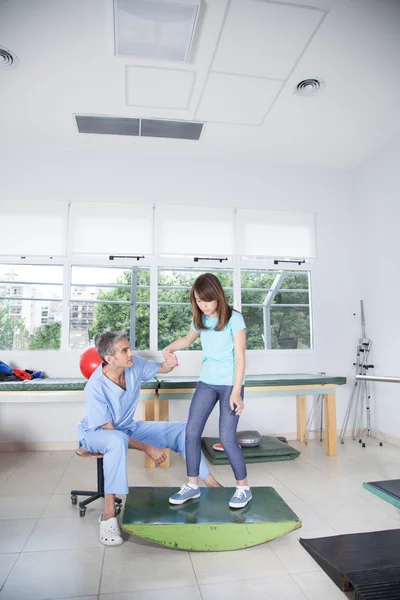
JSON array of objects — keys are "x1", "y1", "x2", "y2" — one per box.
[
  {"x1": 69, "y1": 266, "x2": 150, "y2": 351},
  {"x1": 0, "y1": 265, "x2": 63, "y2": 350}
]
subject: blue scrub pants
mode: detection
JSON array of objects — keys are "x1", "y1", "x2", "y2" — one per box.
[{"x1": 82, "y1": 420, "x2": 210, "y2": 494}]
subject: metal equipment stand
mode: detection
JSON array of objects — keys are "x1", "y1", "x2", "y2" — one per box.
[{"x1": 340, "y1": 301, "x2": 381, "y2": 448}]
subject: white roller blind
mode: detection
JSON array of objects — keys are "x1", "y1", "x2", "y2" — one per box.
[
  {"x1": 69, "y1": 202, "x2": 153, "y2": 255},
  {"x1": 236, "y1": 209, "x2": 316, "y2": 258},
  {"x1": 156, "y1": 205, "x2": 234, "y2": 255},
  {"x1": 0, "y1": 201, "x2": 68, "y2": 256}
]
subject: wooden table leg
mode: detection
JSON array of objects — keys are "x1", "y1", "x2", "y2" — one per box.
[
  {"x1": 296, "y1": 395, "x2": 307, "y2": 442},
  {"x1": 324, "y1": 393, "x2": 337, "y2": 456},
  {"x1": 144, "y1": 392, "x2": 170, "y2": 469},
  {"x1": 144, "y1": 392, "x2": 156, "y2": 469}
]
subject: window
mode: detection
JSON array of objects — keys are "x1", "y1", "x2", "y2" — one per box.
[
  {"x1": 158, "y1": 268, "x2": 234, "y2": 350},
  {"x1": 0, "y1": 264, "x2": 63, "y2": 350},
  {"x1": 0, "y1": 262, "x2": 314, "y2": 353},
  {"x1": 241, "y1": 269, "x2": 312, "y2": 350},
  {"x1": 70, "y1": 266, "x2": 150, "y2": 351}
]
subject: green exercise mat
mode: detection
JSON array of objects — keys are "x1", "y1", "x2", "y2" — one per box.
[
  {"x1": 363, "y1": 479, "x2": 400, "y2": 509},
  {"x1": 201, "y1": 435, "x2": 300, "y2": 464}
]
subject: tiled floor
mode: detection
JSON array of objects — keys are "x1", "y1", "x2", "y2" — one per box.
[{"x1": 0, "y1": 439, "x2": 399, "y2": 600}]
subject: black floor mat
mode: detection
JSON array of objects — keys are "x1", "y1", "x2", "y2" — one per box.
[{"x1": 300, "y1": 529, "x2": 400, "y2": 599}]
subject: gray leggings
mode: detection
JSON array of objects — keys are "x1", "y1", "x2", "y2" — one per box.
[{"x1": 185, "y1": 381, "x2": 247, "y2": 481}]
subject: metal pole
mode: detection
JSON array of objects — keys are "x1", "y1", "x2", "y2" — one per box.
[
  {"x1": 263, "y1": 271, "x2": 287, "y2": 350},
  {"x1": 264, "y1": 305, "x2": 271, "y2": 350},
  {"x1": 353, "y1": 381, "x2": 363, "y2": 440},
  {"x1": 356, "y1": 375, "x2": 400, "y2": 384},
  {"x1": 130, "y1": 267, "x2": 138, "y2": 349}
]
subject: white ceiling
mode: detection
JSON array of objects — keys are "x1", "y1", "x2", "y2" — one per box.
[{"x1": 0, "y1": 0, "x2": 400, "y2": 170}]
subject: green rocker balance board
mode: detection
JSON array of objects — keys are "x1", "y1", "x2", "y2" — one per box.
[{"x1": 122, "y1": 486, "x2": 301, "y2": 551}]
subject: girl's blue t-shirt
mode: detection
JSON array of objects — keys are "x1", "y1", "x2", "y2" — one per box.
[{"x1": 191, "y1": 310, "x2": 246, "y2": 386}]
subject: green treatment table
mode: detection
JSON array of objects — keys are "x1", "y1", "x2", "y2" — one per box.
[
  {"x1": 0, "y1": 373, "x2": 346, "y2": 464},
  {"x1": 147, "y1": 374, "x2": 347, "y2": 467}
]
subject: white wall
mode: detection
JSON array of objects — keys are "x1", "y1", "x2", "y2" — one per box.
[
  {"x1": 355, "y1": 132, "x2": 400, "y2": 439},
  {"x1": 0, "y1": 147, "x2": 360, "y2": 445}
]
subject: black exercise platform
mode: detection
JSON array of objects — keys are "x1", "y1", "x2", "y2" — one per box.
[
  {"x1": 300, "y1": 529, "x2": 400, "y2": 599},
  {"x1": 363, "y1": 479, "x2": 400, "y2": 509}
]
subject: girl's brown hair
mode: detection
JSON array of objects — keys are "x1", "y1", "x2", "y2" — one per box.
[{"x1": 190, "y1": 273, "x2": 232, "y2": 331}]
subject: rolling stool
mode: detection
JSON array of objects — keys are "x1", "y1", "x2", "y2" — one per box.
[{"x1": 70, "y1": 448, "x2": 122, "y2": 517}]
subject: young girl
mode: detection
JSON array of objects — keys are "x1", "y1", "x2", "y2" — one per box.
[{"x1": 163, "y1": 273, "x2": 252, "y2": 509}]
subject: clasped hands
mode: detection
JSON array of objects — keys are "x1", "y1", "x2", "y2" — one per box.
[{"x1": 162, "y1": 348, "x2": 179, "y2": 369}]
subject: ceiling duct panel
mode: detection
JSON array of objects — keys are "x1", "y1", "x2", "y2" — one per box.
[
  {"x1": 141, "y1": 118, "x2": 203, "y2": 140},
  {"x1": 75, "y1": 115, "x2": 140, "y2": 136},
  {"x1": 75, "y1": 115, "x2": 203, "y2": 141}
]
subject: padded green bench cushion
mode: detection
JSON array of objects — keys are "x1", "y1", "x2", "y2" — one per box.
[
  {"x1": 0, "y1": 377, "x2": 158, "y2": 392},
  {"x1": 201, "y1": 435, "x2": 300, "y2": 464},
  {"x1": 158, "y1": 374, "x2": 346, "y2": 388}
]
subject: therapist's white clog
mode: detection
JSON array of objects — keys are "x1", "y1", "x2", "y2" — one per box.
[{"x1": 99, "y1": 514, "x2": 123, "y2": 546}]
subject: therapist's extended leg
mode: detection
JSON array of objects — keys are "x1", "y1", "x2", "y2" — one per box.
[
  {"x1": 128, "y1": 420, "x2": 220, "y2": 487},
  {"x1": 83, "y1": 428, "x2": 129, "y2": 546}
]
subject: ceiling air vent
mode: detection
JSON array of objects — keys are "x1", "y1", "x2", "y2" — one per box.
[
  {"x1": 141, "y1": 119, "x2": 203, "y2": 140},
  {"x1": 0, "y1": 46, "x2": 18, "y2": 70},
  {"x1": 75, "y1": 115, "x2": 203, "y2": 141},
  {"x1": 295, "y1": 78, "x2": 325, "y2": 97},
  {"x1": 76, "y1": 115, "x2": 140, "y2": 136}
]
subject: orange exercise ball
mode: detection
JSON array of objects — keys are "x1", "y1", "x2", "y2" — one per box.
[{"x1": 80, "y1": 347, "x2": 103, "y2": 379}]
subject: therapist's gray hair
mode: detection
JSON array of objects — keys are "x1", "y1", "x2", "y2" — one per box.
[{"x1": 95, "y1": 331, "x2": 128, "y2": 362}]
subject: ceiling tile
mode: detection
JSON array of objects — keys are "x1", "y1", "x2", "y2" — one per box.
[
  {"x1": 196, "y1": 73, "x2": 282, "y2": 125},
  {"x1": 213, "y1": 0, "x2": 324, "y2": 79},
  {"x1": 126, "y1": 66, "x2": 195, "y2": 109}
]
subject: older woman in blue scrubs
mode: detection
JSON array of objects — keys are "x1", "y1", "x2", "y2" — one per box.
[{"x1": 78, "y1": 330, "x2": 219, "y2": 546}]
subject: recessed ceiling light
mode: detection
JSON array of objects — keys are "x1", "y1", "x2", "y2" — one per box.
[
  {"x1": 295, "y1": 78, "x2": 325, "y2": 97},
  {"x1": 0, "y1": 46, "x2": 18, "y2": 70},
  {"x1": 113, "y1": 0, "x2": 201, "y2": 62}
]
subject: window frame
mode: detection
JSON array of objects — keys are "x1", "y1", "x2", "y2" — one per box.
[
  {"x1": 239, "y1": 261, "x2": 314, "y2": 351},
  {"x1": 0, "y1": 257, "x2": 66, "y2": 351},
  {"x1": 0, "y1": 254, "x2": 315, "y2": 354},
  {"x1": 69, "y1": 260, "x2": 151, "y2": 352}
]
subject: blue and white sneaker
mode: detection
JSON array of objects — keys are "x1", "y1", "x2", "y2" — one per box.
[
  {"x1": 229, "y1": 487, "x2": 252, "y2": 509},
  {"x1": 169, "y1": 484, "x2": 201, "y2": 505}
]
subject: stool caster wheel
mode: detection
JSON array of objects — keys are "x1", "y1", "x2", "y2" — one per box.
[
  {"x1": 362, "y1": 443, "x2": 366, "y2": 448},
  {"x1": 79, "y1": 508, "x2": 86, "y2": 517},
  {"x1": 116, "y1": 504, "x2": 122, "y2": 516},
  {"x1": 379, "y1": 442, "x2": 383, "y2": 446},
  {"x1": 71, "y1": 495, "x2": 77, "y2": 505}
]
